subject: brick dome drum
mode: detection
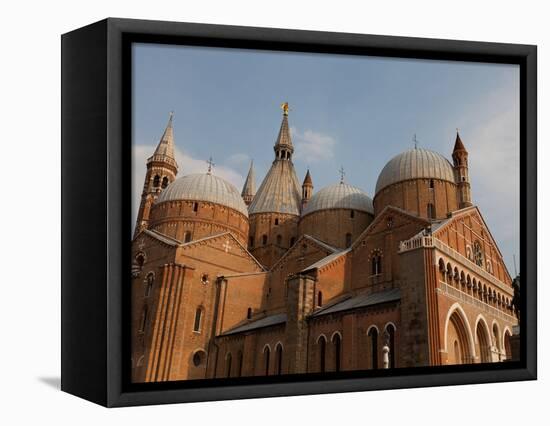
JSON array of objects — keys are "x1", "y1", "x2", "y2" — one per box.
[
  {"x1": 375, "y1": 148, "x2": 455, "y2": 195},
  {"x1": 302, "y1": 182, "x2": 374, "y2": 216},
  {"x1": 156, "y1": 173, "x2": 249, "y2": 217}
]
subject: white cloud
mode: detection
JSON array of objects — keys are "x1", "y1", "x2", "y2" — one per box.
[
  {"x1": 291, "y1": 127, "x2": 336, "y2": 163},
  {"x1": 225, "y1": 153, "x2": 251, "y2": 169},
  {"x1": 132, "y1": 146, "x2": 245, "y2": 224}
]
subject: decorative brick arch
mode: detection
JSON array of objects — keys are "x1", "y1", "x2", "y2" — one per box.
[
  {"x1": 474, "y1": 314, "x2": 492, "y2": 363},
  {"x1": 474, "y1": 314, "x2": 491, "y2": 344},
  {"x1": 316, "y1": 333, "x2": 328, "y2": 344},
  {"x1": 366, "y1": 324, "x2": 380, "y2": 335},
  {"x1": 330, "y1": 331, "x2": 343, "y2": 342},
  {"x1": 383, "y1": 321, "x2": 397, "y2": 332},
  {"x1": 443, "y1": 303, "x2": 475, "y2": 362}
]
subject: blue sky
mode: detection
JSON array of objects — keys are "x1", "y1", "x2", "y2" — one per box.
[{"x1": 132, "y1": 43, "x2": 520, "y2": 275}]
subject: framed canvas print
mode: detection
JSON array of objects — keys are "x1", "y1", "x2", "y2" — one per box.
[{"x1": 61, "y1": 18, "x2": 537, "y2": 407}]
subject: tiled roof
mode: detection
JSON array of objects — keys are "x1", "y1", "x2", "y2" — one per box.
[
  {"x1": 302, "y1": 182, "x2": 374, "y2": 216},
  {"x1": 375, "y1": 148, "x2": 455, "y2": 195},
  {"x1": 310, "y1": 288, "x2": 401, "y2": 317},
  {"x1": 156, "y1": 173, "x2": 249, "y2": 216},
  {"x1": 301, "y1": 248, "x2": 350, "y2": 273},
  {"x1": 220, "y1": 313, "x2": 287, "y2": 336}
]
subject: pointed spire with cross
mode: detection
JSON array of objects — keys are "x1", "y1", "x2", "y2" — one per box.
[{"x1": 206, "y1": 156, "x2": 215, "y2": 174}]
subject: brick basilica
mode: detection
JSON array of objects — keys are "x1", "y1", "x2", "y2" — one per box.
[{"x1": 131, "y1": 105, "x2": 518, "y2": 382}]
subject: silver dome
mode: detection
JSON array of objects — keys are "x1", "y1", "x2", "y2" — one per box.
[
  {"x1": 302, "y1": 182, "x2": 374, "y2": 216},
  {"x1": 156, "y1": 173, "x2": 249, "y2": 217},
  {"x1": 375, "y1": 148, "x2": 455, "y2": 195}
]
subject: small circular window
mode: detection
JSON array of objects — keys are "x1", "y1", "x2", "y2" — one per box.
[{"x1": 193, "y1": 350, "x2": 205, "y2": 367}]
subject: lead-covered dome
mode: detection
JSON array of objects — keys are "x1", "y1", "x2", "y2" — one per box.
[
  {"x1": 156, "y1": 173, "x2": 249, "y2": 217},
  {"x1": 375, "y1": 148, "x2": 455, "y2": 195},
  {"x1": 302, "y1": 182, "x2": 374, "y2": 216}
]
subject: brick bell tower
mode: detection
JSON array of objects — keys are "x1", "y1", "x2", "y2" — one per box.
[
  {"x1": 134, "y1": 112, "x2": 179, "y2": 238},
  {"x1": 452, "y1": 130, "x2": 473, "y2": 209}
]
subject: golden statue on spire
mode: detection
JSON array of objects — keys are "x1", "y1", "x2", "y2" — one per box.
[{"x1": 281, "y1": 102, "x2": 290, "y2": 116}]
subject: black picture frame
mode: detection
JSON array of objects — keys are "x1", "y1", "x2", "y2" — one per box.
[{"x1": 61, "y1": 18, "x2": 537, "y2": 407}]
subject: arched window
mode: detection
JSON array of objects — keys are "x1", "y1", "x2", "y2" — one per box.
[
  {"x1": 350, "y1": 210, "x2": 355, "y2": 219},
  {"x1": 372, "y1": 251, "x2": 382, "y2": 275},
  {"x1": 274, "y1": 218, "x2": 279, "y2": 225},
  {"x1": 263, "y1": 346, "x2": 271, "y2": 376},
  {"x1": 153, "y1": 175, "x2": 160, "y2": 188},
  {"x1": 368, "y1": 327, "x2": 378, "y2": 369},
  {"x1": 161, "y1": 176, "x2": 169, "y2": 188},
  {"x1": 276, "y1": 234, "x2": 282, "y2": 246},
  {"x1": 385, "y1": 324, "x2": 396, "y2": 368},
  {"x1": 247, "y1": 307, "x2": 252, "y2": 320},
  {"x1": 446, "y1": 263, "x2": 453, "y2": 284},
  {"x1": 275, "y1": 344, "x2": 283, "y2": 375},
  {"x1": 318, "y1": 336, "x2": 327, "y2": 373},
  {"x1": 262, "y1": 235, "x2": 268, "y2": 246},
  {"x1": 225, "y1": 353, "x2": 232, "y2": 378},
  {"x1": 429, "y1": 179, "x2": 435, "y2": 189},
  {"x1": 317, "y1": 291, "x2": 323, "y2": 307},
  {"x1": 333, "y1": 333, "x2": 342, "y2": 372},
  {"x1": 136, "y1": 254, "x2": 145, "y2": 270},
  {"x1": 184, "y1": 231, "x2": 192, "y2": 243},
  {"x1": 139, "y1": 306, "x2": 148, "y2": 333},
  {"x1": 193, "y1": 202, "x2": 199, "y2": 213},
  {"x1": 145, "y1": 273, "x2": 154, "y2": 297},
  {"x1": 193, "y1": 307, "x2": 203, "y2": 333},
  {"x1": 290, "y1": 237, "x2": 296, "y2": 247},
  {"x1": 473, "y1": 240, "x2": 484, "y2": 266},
  {"x1": 427, "y1": 203, "x2": 436, "y2": 219},
  {"x1": 438, "y1": 258, "x2": 446, "y2": 282},
  {"x1": 248, "y1": 236, "x2": 254, "y2": 248},
  {"x1": 345, "y1": 233, "x2": 352, "y2": 248}
]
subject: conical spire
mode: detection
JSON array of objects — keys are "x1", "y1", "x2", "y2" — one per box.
[
  {"x1": 241, "y1": 160, "x2": 256, "y2": 206},
  {"x1": 153, "y1": 112, "x2": 176, "y2": 159},
  {"x1": 301, "y1": 169, "x2": 313, "y2": 209},
  {"x1": 303, "y1": 169, "x2": 313, "y2": 186},
  {"x1": 453, "y1": 130, "x2": 466, "y2": 152},
  {"x1": 273, "y1": 103, "x2": 294, "y2": 160},
  {"x1": 249, "y1": 105, "x2": 301, "y2": 215}
]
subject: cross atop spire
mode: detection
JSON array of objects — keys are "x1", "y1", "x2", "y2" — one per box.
[
  {"x1": 339, "y1": 165, "x2": 345, "y2": 184},
  {"x1": 206, "y1": 156, "x2": 215, "y2": 174},
  {"x1": 413, "y1": 133, "x2": 419, "y2": 150}
]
